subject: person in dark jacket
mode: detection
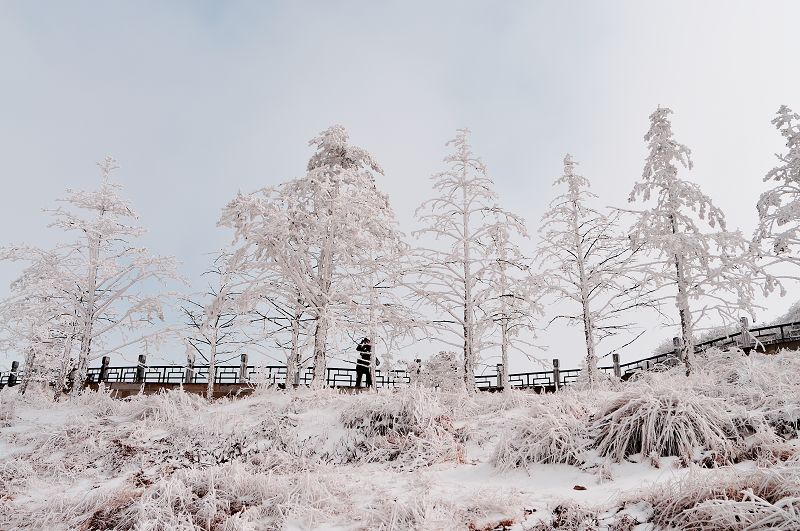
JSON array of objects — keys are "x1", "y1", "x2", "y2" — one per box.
[{"x1": 355, "y1": 337, "x2": 378, "y2": 388}]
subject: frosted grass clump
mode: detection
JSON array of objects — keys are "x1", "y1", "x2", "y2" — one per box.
[
  {"x1": 643, "y1": 464, "x2": 800, "y2": 530},
  {"x1": 689, "y1": 349, "x2": 800, "y2": 439},
  {"x1": 94, "y1": 463, "x2": 354, "y2": 530},
  {"x1": 340, "y1": 387, "x2": 444, "y2": 438},
  {"x1": 125, "y1": 388, "x2": 211, "y2": 423},
  {"x1": 339, "y1": 387, "x2": 465, "y2": 468},
  {"x1": 493, "y1": 412, "x2": 589, "y2": 470},
  {"x1": 593, "y1": 387, "x2": 737, "y2": 463}
]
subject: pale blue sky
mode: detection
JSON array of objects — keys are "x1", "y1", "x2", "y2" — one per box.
[{"x1": 1, "y1": 1, "x2": 799, "y2": 367}]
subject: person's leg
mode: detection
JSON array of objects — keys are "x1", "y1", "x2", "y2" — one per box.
[
  {"x1": 355, "y1": 367, "x2": 363, "y2": 388},
  {"x1": 365, "y1": 368, "x2": 372, "y2": 388}
]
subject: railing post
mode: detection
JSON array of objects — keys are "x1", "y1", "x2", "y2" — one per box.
[
  {"x1": 135, "y1": 354, "x2": 146, "y2": 384},
  {"x1": 612, "y1": 353, "x2": 621, "y2": 379},
  {"x1": 239, "y1": 353, "x2": 248, "y2": 383},
  {"x1": 740, "y1": 316, "x2": 753, "y2": 355},
  {"x1": 496, "y1": 363, "x2": 504, "y2": 390},
  {"x1": 552, "y1": 358, "x2": 560, "y2": 392},
  {"x1": 98, "y1": 356, "x2": 110, "y2": 383},
  {"x1": 672, "y1": 336, "x2": 682, "y2": 362},
  {"x1": 8, "y1": 360, "x2": 19, "y2": 387},
  {"x1": 184, "y1": 352, "x2": 195, "y2": 384}
]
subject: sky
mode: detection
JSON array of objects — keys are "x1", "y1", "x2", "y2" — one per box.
[{"x1": 1, "y1": 1, "x2": 799, "y2": 371}]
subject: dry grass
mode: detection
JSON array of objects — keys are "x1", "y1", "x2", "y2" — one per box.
[
  {"x1": 592, "y1": 387, "x2": 737, "y2": 463},
  {"x1": 493, "y1": 412, "x2": 589, "y2": 470},
  {"x1": 644, "y1": 464, "x2": 800, "y2": 530}
]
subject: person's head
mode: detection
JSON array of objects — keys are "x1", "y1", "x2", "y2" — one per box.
[{"x1": 360, "y1": 337, "x2": 371, "y2": 344}]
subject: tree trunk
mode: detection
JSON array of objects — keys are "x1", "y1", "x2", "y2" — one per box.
[
  {"x1": 207, "y1": 337, "x2": 217, "y2": 400},
  {"x1": 312, "y1": 306, "x2": 329, "y2": 389},
  {"x1": 462, "y1": 176, "x2": 476, "y2": 393},
  {"x1": 674, "y1": 256, "x2": 694, "y2": 375},
  {"x1": 571, "y1": 195, "x2": 598, "y2": 388},
  {"x1": 286, "y1": 301, "x2": 303, "y2": 390},
  {"x1": 73, "y1": 234, "x2": 101, "y2": 395},
  {"x1": 19, "y1": 349, "x2": 35, "y2": 395},
  {"x1": 669, "y1": 212, "x2": 694, "y2": 376},
  {"x1": 368, "y1": 285, "x2": 378, "y2": 392},
  {"x1": 581, "y1": 296, "x2": 597, "y2": 387},
  {"x1": 500, "y1": 320, "x2": 509, "y2": 392},
  {"x1": 311, "y1": 204, "x2": 335, "y2": 389},
  {"x1": 498, "y1": 249, "x2": 510, "y2": 393},
  {"x1": 54, "y1": 321, "x2": 76, "y2": 401}
]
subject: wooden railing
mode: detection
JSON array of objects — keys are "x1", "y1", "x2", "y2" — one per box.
[{"x1": 2, "y1": 320, "x2": 799, "y2": 391}]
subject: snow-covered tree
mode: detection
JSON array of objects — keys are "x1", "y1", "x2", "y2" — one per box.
[
  {"x1": 413, "y1": 129, "x2": 527, "y2": 392},
  {"x1": 347, "y1": 244, "x2": 426, "y2": 388},
  {"x1": 243, "y1": 271, "x2": 310, "y2": 389},
  {"x1": 2, "y1": 157, "x2": 180, "y2": 394},
  {"x1": 485, "y1": 222, "x2": 543, "y2": 391},
  {"x1": 537, "y1": 154, "x2": 654, "y2": 386},
  {"x1": 219, "y1": 126, "x2": 401, "y2": 387},
  {"x1": 627, "y1": 108, "x2": 773, "y2": 374},
  {"x1": 417, "y1": 351, "x2": 464, "y2": 392},
  {"x1": 0, "y1": 249, "x2": 76, "y2": 395},
  {"x1": 181, "y1": 254, "x2": 248, "y2": 400},
  {"x1": 216, "y1": 245, "x2": 314, "y2": 389},
  {"x1": 754, "y1": 105, "x2": 800, "y2": 270}
]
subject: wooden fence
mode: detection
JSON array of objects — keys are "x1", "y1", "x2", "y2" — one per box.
[{"x1": 2, "y1": 318, "x2": 798, "y2": 392}]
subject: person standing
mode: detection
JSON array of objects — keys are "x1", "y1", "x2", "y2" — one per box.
[{"x1": 355, "y1": 337, "x2": 377, "y2": 388}]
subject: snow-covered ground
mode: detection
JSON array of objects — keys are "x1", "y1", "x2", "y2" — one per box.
[{"x1": 1, "y1": 348, "x2": 799, "y2": 530}]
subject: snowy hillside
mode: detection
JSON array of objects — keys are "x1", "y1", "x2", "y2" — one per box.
[{"x1": 1, "y1": 348, "x2": 799, "y2": 530}]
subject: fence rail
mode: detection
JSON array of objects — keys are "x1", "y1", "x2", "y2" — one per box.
[{"x1": 3, "y1": 320, "x2": 799, "y2": 391}]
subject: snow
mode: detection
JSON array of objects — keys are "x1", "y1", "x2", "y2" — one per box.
[{"x1": 2, "y1": 348, "x2": 799, "y2": 529}]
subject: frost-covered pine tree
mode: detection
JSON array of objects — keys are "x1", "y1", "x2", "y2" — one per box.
[
  {"x1": 1, "y1": 158, "x2": 179, "y2": 395},
  {"x1": 628, "y1": 108, "x2": 772, "y2": 374},
  {"x1": 414, "y1": 129, "x2": 527, "y2": 392},
  {"x1": 220, "y1": 126, "x2": 401, "y2": 387},
  {"x1": 537, "y1": 155, "x2": 653, "y2": 386},
  {"x1": 754, "y1": 105, "x2": 800, "y2": 269}
]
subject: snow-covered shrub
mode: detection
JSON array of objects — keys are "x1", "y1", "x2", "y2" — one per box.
[
  {"x1": 91, "y1": 464, "x2": 355, "y2": 530},
  {"x1": 417, "y1": 351, "x2": 464, "y2": 391},
  {"x1": 339, "y1": 387, "x2": 465, "y2": 468},
  {"x1": 493, "y1": 412, "x2": 589, "y2": 470},
  {"x1": 735, "y1": 426, "x2": 799, "y2": 465},
  {"x1": 536, "y1": 388, "x2": 599, "y2": 420},
  {"x1": 454, "y1": 387, "x2": 550, "y2": 420},
  {"x1": 570, "y1": 363, "x2": 624, "y2": 392},
  {"x1": 341, "y1": 387, "x2": 442, "y2": 437},
  {"x1": 644, "y1": 464, "x2": 800, "y2": 530},
  {"x1": 678, "y1": 493, "x2": 800, "y2": 530},
  {"x1": 61, "y1": 384, "x2": 120, "y2": 416},
  {"x1": 592, "y1": 387, "x2": 737, "y2": 463},
  {"x1": 379, "y1": 484, "x2": 522, "y2": 531},
  {"x1": 127, "y1": 388, "x2": 211, "y2": 423},
  {"x1": 693, "y1": 349, "x2": 800, "y2": 439}
]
